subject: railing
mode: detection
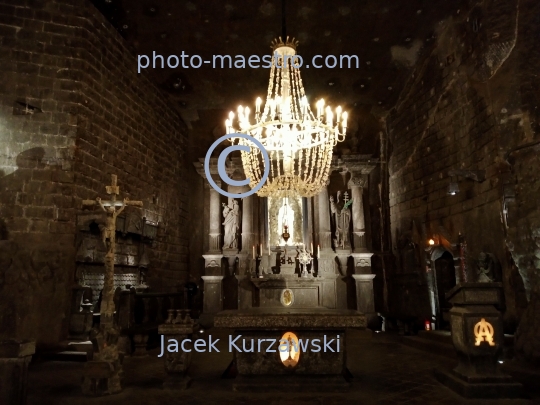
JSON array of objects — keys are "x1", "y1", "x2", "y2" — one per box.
[{"x1": 116, "y1": 289, "x2": 186, "y2": 355}]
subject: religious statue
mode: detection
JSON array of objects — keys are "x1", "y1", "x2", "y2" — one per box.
[
  {"x1": 477, "y1": 252, "x2": 495, "y2": 282},
  {"x1": 96, "y1": 196, "x2": 127, "y2": 249},
  {"x1": 222, "y1": 198, "x2": 240, "y2": 249},
  {"x1": 81, "y1": 175, "x2": 143, "y2": 395},
  {"x1": 329, "y1": 191, "x2": 353, "y2": 249}
]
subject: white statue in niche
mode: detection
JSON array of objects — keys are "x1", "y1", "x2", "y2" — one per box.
[{"x1": 222, "y1": 198, "x2": 240, "y2": 249}]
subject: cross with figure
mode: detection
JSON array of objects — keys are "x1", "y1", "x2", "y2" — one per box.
[{"x1": 82, "y1": 174, "x2": 143, "y2": 328}]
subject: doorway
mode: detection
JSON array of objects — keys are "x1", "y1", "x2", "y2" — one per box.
[{"x1": 433, "y1": 251, "x2": 456, "y2": 329}]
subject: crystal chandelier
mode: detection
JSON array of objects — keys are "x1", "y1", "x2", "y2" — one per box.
[{"x1": 224, "y1": 36, "x2": 348, "y2": 198}]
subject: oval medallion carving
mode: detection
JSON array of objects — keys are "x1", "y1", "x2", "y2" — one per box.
[{"x1": 280, "y1": 289, "x2": 294, "y2": 307}]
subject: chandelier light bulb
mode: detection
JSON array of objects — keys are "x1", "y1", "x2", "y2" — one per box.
[
  {"x1": 229, "y1": 111, "x2": 235, "y2": 120},
  {"x1": 256, "y1": 97, "x2": 262, "y2": 113},
  {"x1": 342, "y1": 111, "x2": 348, "y2": 128}
]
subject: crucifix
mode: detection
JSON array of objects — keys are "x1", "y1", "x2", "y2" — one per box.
[
  {"x1": 82, "y1": 174, "x2": 143, "y2": 329},
  {"x1": 81, "y1": 174, "x2": 143, "y2": 395}
]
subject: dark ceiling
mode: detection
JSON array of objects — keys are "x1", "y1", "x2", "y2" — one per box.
[{"x1": 92, "y1": 0, "x2": 469, "y2": 155}]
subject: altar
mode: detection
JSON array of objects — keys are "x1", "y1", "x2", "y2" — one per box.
[
  {"x1": 214, "y1": 308, "x2": 365, "y2": 391},
  {"x1": 194, "y1": 155, "x2": 378, "y2": 391}
]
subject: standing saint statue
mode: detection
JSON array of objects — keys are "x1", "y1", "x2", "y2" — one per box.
[
  {"x1": 222, "y1": 198, "x2": 240, "y2": 249},
  {"x1": 329, "y1": 192, "x2": 353, "y2": 249}
]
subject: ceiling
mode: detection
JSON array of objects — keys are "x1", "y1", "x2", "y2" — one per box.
[{"x1": 92, "y1": 0, "x2": 468, "y2": 154}]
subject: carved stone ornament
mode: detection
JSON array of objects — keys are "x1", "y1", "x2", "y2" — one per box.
[
  {"x1": 356, "y1": 259, "x2": 371, "y2": 267},
  {"x1": 348, "y1": 174, "x2": 366, "y2": 189},
  {"x1": 281, "y1": 289, "x2": 294, "y2": 307}
]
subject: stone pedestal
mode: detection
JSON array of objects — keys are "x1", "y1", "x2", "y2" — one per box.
[
  {"x1": 81, "y1": 325, "x2": 124, "y2": 396},
  {"x1": 222, "y1": 249, "x2": 238, "y2": 272},
  {"x1": 434, "y1": 283, "x2": 523, "y2": 398},
  {"x1": 335, "y1": 250, "x2": 350, "y2": 275},
  {"x1": 352, "y1": 274, "x2": 377, "y2": 328},
  {"x1": 214, "y1": 308, "x2": 365, "y2": 392},
  {"x1": 236, "y1": 275, "x2": 253, "y2": 309},
  {"x1": 158, "y1": 310, "x2": 195, "y2": 390},
  {"x1": 236, "y1": 252, "x2": 251, "y2": 276},
  {"x1": 200, "y1": 275, "x2": 224, "y2": 327},
  {"x1": 0, "y1": 340, "x2": 35, "y2": 405},
  {"x1": 315, "y1": 254, "x2": 339, "y2": 309}
]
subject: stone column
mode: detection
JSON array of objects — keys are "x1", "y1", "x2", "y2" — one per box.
[
  {"x1": 208, "y1": 185, "x2": 222, "y2": 253},
  {"x1": 349, "y1": 173, "x2": 374, "y2": 274},
  {"x1": 349, "y1": 173, "x2": 367, "y2": 252},
  {"x1": 353, "y1": 274, "x2": 377, "y2": 327},
  {"x1": 315, "y1": 183, "x2": 338, "y2": 309},
  {"x1": 317, "y1": 184, "x2": 332, "y2": 252},
  {"x1": 241, "y1": 192, "x2": 254, "y2": 255}
]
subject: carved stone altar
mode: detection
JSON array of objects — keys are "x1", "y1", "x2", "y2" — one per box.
[{"x1": 215, "y1": 308, "x2": 365, "y2": 392}]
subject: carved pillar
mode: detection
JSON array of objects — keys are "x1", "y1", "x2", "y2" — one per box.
[
  {"x1": 208, "y1": 185, "x2": 222, "y2": 253},
  {"x1": 317, "y1": 184, "x2": 332, "y2": 252},
  {"x1": 316, "y1": 183, "x2": 338, "y2": 310},
  {"x1": 349, "y1": 173, "x2": 367, "y2": 252},
  {"x1": 241, "y1": 192, "x2": 254, "y2": 253},
  {"x1": 349, "y1": 173, "x2": 373, "y2": 274}
]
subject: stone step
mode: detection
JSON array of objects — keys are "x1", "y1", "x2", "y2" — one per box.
[{"x1": 42, "y1": 351, "x2": 89, "y2": 362}]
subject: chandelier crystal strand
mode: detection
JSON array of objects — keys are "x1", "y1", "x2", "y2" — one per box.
[{"x1": 224, "y1": 36, "x2": 347, "y2": 198}]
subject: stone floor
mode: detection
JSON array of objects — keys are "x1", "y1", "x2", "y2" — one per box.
[{"x1": 27, "y1": 329, "x2": 538, "y2": 405}]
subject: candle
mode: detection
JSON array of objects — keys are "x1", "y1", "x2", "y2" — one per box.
[
  {"x1": 253, "y1": 245, "x2": 255, "y2": 259},
  {"x1": 317, "y1": 245, "x2": 320, "y2": 259},
  {"x1": 256, "y1": 97, "x2": 261, "y2": 114},
  {"x1": 311, "y1": 242, "x2": 313, "y2": 254}
]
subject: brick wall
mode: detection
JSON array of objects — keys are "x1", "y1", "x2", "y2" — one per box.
[
  {"x1": 385, "y1": 0, "x2": 538, "y2": 335},
  {"x1": 0, "y1": 0, "x2": 188, "y2": 347}
]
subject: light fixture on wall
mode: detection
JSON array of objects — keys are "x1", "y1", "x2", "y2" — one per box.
[
  {"x1": 224, "y1": 0, "x2": 347, "y2": 198},
  {"x1": 447, "y1": 180, "x2": 460, "y2": 196},
  {"x1": 447, "y1": 169, "x2": 486, "y2": 196}
]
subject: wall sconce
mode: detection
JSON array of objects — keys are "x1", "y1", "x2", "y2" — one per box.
[
  {"x1": 447, "y1": 180, "x2": 460, "y2": 196},
  {"x1": 447, "y1": 169, "x2": 486, "y2": 196}
]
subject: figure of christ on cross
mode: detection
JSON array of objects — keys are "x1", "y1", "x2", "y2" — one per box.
[
  {"x1": 82, "y1": 174, "x2": 143, "y2": 328},
  {"x1": 81, "y1": 174, "x2": 143, "y2": 395}
]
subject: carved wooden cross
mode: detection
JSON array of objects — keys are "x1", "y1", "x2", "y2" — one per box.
[{"x1": 82, "y1": 174, "x2": 143, "y2": 329}]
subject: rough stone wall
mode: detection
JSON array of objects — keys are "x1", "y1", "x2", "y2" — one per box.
[
  {"x1": 0, "y1": 0, "x2": 188, "y2": 347},
  {"x1": 386, "y1": 0, "x2": 540, "y2": 362}
]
